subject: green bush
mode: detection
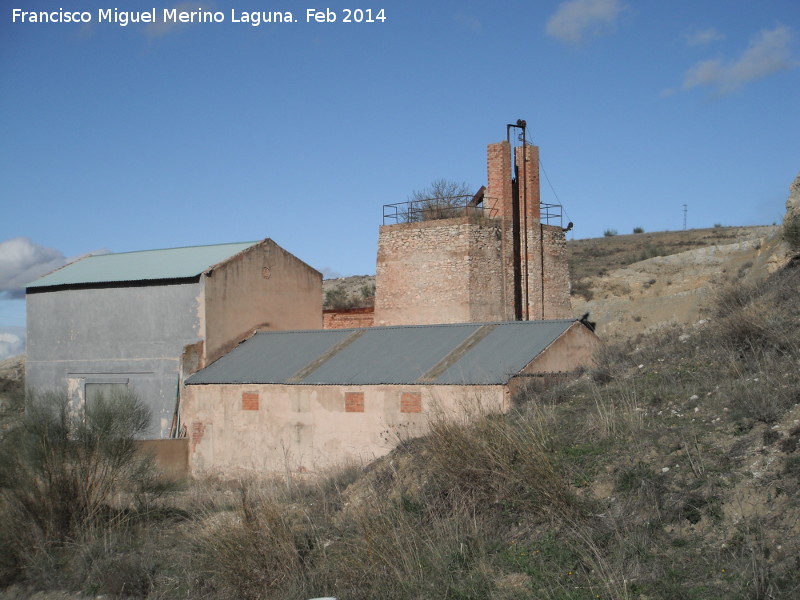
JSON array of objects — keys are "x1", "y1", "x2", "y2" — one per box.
[
  {"x1": 323, "y1": 286, "x2": 352, "y2": 310},
  {"x1": 360, "y1": 283, "x2": 376, "y2": 300},
  {"x1": 633, "y1": 226, "x2": 645, "y2": 234},
  {"x1": 604, "y1": 228, "x2": 618, "y2": 237}
]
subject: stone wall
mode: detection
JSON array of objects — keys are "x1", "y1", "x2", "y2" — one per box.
[
  {"x1": 374, "y1": 215, "x2": 508, "y2": 326},
  {"x1": 539, "y1": 224, "x2": 573, "y2": 319}
]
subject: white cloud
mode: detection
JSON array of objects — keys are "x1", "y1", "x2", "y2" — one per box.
[
  {"x1": 0, "y1": 331, "x2": 25, "y2": 361},
  {"x1": 682, "y1": 25, "x2": 796, "y2": 94},
  {"x1": 685, "y1": 28, "x2": 725, "y2": 47},
  {"x1": 546, "y1": 0, "x2": 623, "y2": 43},
  {"x1": 0, "y1": 238, "x2": 65, "y2": 300}
]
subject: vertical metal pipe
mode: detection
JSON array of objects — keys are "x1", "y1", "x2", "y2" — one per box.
[{"x1": 520, "y1": 124, "x2": 529, "y2": 320}]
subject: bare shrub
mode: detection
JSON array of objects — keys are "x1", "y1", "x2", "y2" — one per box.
[
  {"x1": 0, "y1": 391, "x2": 159, "y2": 542},
  {"x1": 0, "y1": 390, "x2": 173, "y2": 587},
  {"x1": 403, "y1": 179, "x2": 474, "y2": 223},
  {"x1": 711, "y1": 266, "x2": 800, "y2": 361},
  {"x1": 191, "y1": 481, "x2": 314, "y2": 599},
  {"x1": 571, "y1": 278, "x2": 594, "y2": 300},
  {"x1": 720, "y1": 356, "x2": 798, "y2": 424},
  {"x1": 360, "y1": 283, "x2": 375, "y2": 301}
]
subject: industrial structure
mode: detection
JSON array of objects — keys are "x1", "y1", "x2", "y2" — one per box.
[
  {"x1": 25, "y1": 122, "x2": 596, "y2": 477},
  {"x1": 182, "y1": 319, "x2": 598, "y2": 475},
  {"x1": 25, "y1": 239, "x2": 321, "y2": 437},
  {"x1": 334, "y1": 120, "x2": 573, "y2": 328}
]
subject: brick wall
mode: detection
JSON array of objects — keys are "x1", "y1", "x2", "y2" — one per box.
[
  {"x1": 487, "y1": 141, "x2": 513, "y2": 220},
  {"x1": 323, "y1": 307, "x2": 375, "y2": 329},
  {"x1": 515, "y1": 144, "x2": 540, "y2": 222}
]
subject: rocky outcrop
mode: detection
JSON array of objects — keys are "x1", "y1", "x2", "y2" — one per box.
[{"x1": 786, "y1": 173, "x2": 800, "y2": 222}]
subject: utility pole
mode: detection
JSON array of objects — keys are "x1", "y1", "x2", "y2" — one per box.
[{"x1": 683, "y1": 204, "x2": 688, "y2": 231}]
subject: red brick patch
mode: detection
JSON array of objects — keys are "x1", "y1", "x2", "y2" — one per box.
[
  {"x1": 242, "y1": 392, "x2": 259, "y2": 411},
  {"x1": 345, "y1": 392, "x2": 364, "y2": 413},
  {"x1": 191, "y1": 422, "x2": 204, "y2": 450},
  {"x1": 400, "y1": 392, "x2": 422, "y2": 413}
]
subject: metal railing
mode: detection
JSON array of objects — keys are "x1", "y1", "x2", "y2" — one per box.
[
  {"x1": 541, "y1": 202, "x2": 563, "y2": 228},
  {"x1": 383, "y1": 196, "x2": 563, "y2": 228},
  {"x1": 383, "y1": 195, "x2": 498, "y2": 225}
]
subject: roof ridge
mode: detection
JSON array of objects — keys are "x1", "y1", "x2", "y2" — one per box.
[
  {"x1": 81, "y1": 240, "x2": 260, "y2": 258},
  {"x1": 251, "y1": 319, "x2": 579, "y2": 336}
]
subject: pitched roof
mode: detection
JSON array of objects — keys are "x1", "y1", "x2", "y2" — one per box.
[
  {"x1": 185, "y1": 319, "x2": 580, "y2": 386},
  {"x1": 27, "y1": 241, "x2": 260, "y2": 288}
]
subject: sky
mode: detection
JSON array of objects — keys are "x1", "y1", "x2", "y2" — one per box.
[{"x1": 1, "y1": 0, "x2": 798, "y2": 359}]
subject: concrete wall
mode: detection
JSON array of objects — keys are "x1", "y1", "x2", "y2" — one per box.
[
  {"x1": 509, "y1": 322, "x2": 601, "y2": 396},
  {"x1": 525, "y1": 322, "x2": 599, "y2": 374},
  {"x1": 26, "y1": 282, "x2": 204, "y2": 437},
  {"x1": 182, "y1": 383, "x2": 509, "y2": 477},
  {"x1": 204, "y1": 239, "x2": 322, "y2": 364},
  {"x1": 138, "y1": 439, "x2": 189, "y2": 478}
]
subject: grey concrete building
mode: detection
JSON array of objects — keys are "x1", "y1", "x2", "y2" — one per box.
[{"x1": 26, "y1": 239, "x2": 321, "y2": 438}]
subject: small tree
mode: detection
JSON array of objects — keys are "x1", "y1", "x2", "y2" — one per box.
[{"x1": 405, "y1": 179, "x2": 473, "y2": 222}]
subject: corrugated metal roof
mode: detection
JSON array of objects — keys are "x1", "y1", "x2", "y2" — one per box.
[
  {"x1": 27, "y1": 241, "x2": 259, "y2": 288},
  {"x1": 186, "y1": 320, "x2": 578, "y2": 386}
]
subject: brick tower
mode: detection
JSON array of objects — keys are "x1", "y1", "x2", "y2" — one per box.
[{"x1": 374, "y1": 127, "x2": 572, "y2": 326}]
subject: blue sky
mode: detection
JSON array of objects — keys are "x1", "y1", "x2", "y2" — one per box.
[{"x1": 1, "y1": 0, "x2": 798, "y2": 358}]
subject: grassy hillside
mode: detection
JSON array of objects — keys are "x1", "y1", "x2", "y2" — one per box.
[
  {"x1": 2, "y1": 254, "x2": 799, "y2": 598},
  {"x1": 567, "y1": 225, "x2": 776, "y2": 281}
]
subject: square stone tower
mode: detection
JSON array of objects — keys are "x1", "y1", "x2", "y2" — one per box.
[{"x1": 374, "y1": 135, "x2": 572, "y2": 327}]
